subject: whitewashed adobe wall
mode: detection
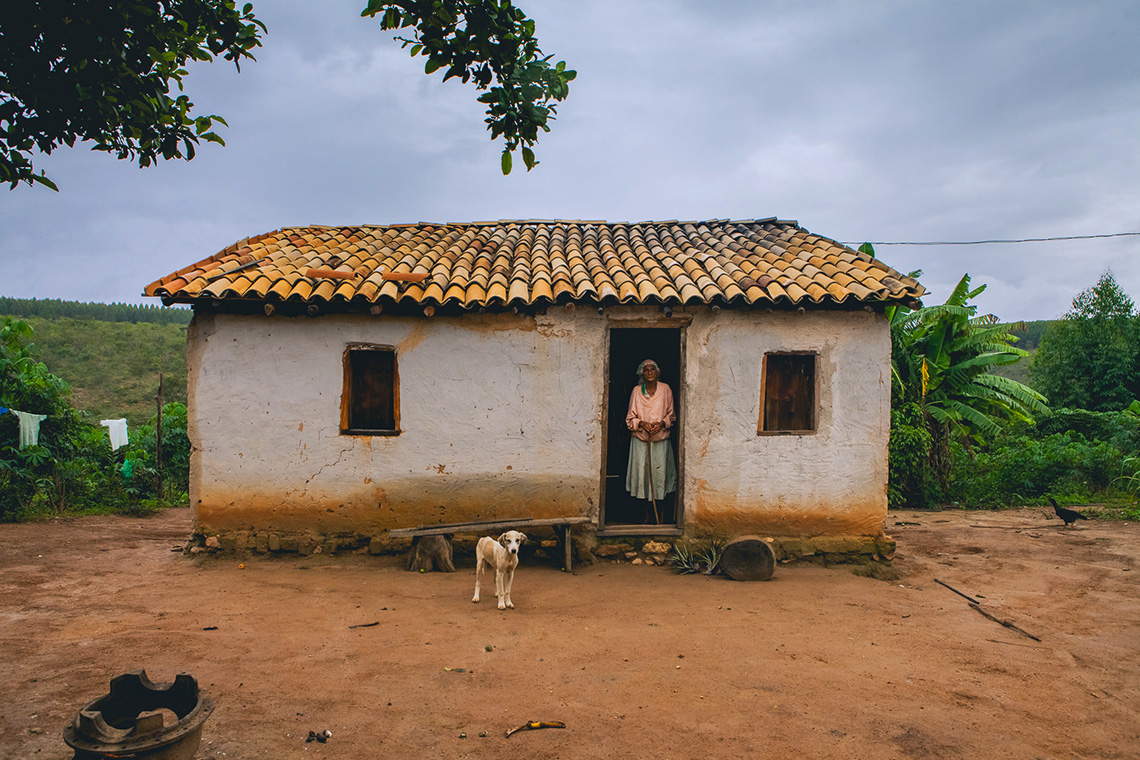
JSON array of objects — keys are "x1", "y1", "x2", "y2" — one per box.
[
  {"x1": 187, "y1": 311, "x2": 608, "y2": 537},
  {"x1": 186, "y1": 307, "x2": 890, "y2": 542},
  {"x1": 682, "y1": 309, "x2": 890, "y2": 537}
]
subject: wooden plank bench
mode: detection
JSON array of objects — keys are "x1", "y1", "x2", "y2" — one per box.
[{"x1": 389, "y1": 516, "x2": 594, "y2": 573}]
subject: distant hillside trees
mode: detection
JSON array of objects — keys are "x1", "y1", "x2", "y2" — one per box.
[
  {"x1": 0, "y1": 297, "x2": 191, "y2": 324},
  {"x1": 1032, "y1": 271, "x2": 1140, "y2": 412},
  {"x1": 1001, "y1": 320, "x2": 1051, "y2": 350}
]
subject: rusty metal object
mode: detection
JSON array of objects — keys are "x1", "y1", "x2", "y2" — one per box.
[{"x1": 63, "y1": 671, "x2": 214, "y2": 760}]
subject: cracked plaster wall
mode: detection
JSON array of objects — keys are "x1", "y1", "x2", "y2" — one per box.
[
  {"x1": 186, "y1": 307, "x2": 890, "y2": 541},
  {"x1": 187, "y1": 310, "x2": 606, "y2": 536},
  {"x1": 681, "y1": 309, "x2": 890, "y2": 537}
]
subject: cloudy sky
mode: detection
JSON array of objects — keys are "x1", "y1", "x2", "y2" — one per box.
[{"x1": 3, "y1": 0, "x2": 1139, "y2": 321}]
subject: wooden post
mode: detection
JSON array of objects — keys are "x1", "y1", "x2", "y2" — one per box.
[
  {"x1": 406, "y1": 535, "x2": 456, "y2": 572},
  {"x1": 155, "y1": 373, "x2": 164, "y2": 500}
]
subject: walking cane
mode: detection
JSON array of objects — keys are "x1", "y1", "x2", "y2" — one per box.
[{"x1": 644, "y1": 436, "x2": 659, "y2": 525}]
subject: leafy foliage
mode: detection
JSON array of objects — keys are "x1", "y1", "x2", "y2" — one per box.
[
  {"x1": 4, "y1": 1, "x2": 572, "y2": 188},
  {"x1": 989, "y1": 321, "x2": 1054, "y2": 385},
  {"x1": 1031, "y1": 271, "x2": 1140, "y2": 412},
  {"x1": 949, "y1": 428, "x2": 1125, "y2": 508},
  {"x1": 362, "y1": 0, "x2": 575, "y2": 173},
  {"x1": 907, "y1": 275, "x2": 1140, "y2": 512},
  {"x1": 122, "y1": 402, "x2": 191, "y2": 504},
  {"x1": 1, "y1": 1, "x2": 265, "y2": 189},
  {"x1": 1, "y1": 317, "x2": 85, "y2": 517},
  {"x1": 891, "y1": 273, "x2": 1046, "y2": 442},
  {"x1": 888, "y1": 402, "x2": 940, "y2": 507},
  {"x1": 882, "y1": 264, "x2": 1046, "y2": 500},
  {"x1": 1000, "y1": 320, "x2": 1052, "y2": 351}
]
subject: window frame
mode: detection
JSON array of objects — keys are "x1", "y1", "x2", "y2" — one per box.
[
  {"x1": 757, "y1": 351, "x2": 818, "y2": 435},
  {"x1": 340, "y1": 343, "x2": 400, "y2": 436}
]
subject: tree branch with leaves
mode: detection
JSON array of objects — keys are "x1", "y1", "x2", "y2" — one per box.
[
  {"x1": 2, "y1": 1, "x2": 572, "y2": 190},
  {"x1": 0, "y1": 1, "x2": 266, "y2": 190},
  {"x1": 362, "y1": 0, "x2": 575, "y2": 174}
]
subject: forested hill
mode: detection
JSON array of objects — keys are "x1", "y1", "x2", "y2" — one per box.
[
  {"x1": 1002, "y1": 320, "x2": 1052, "y2": 351},
  {"x1": 1, "y1": 304, "x2": 189, "y2": 427},
  {"x1": 0, "y1": 296, "x2": 192, "y2": 324},
  {"x1": 983, "y1": 320, "x2": 1053, "y2": 385}
]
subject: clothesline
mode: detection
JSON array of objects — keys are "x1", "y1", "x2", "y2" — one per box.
[{"x1": 0, "y1": 407, "x2": 128, "y2": 450}]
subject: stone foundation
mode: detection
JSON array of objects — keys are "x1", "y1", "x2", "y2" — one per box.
[
  {"x1": 590, "y1": 534, "x2": 896, "y2": 567},
  {"x1": 187, "y1": 529, "x2": 895, "y2": 567}
]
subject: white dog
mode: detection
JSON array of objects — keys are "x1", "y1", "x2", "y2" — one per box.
[{"x1": 472, "y1": 531, "x2": 527, "y2": 610}]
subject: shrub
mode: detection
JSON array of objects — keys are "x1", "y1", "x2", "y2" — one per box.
[
  {"x1": 888, "y1": 402, "x2": 942, "y2": 507},
  {"x1": 949, "y1": 432, "x2": 1124, "y2": 507}
]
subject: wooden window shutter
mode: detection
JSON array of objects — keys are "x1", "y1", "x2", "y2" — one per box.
[
  {"x1": 761, "y1": 353, "x2": 816, "y2": 433},
  {"x1": 343, "y1": 347, "x2": 398, "y2": 434}
]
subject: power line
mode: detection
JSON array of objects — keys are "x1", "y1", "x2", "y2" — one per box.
[{"x1": 845, "y1": 232, "x2": 1140, "y2": 246}]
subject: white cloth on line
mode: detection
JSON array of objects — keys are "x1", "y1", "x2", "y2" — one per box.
[
  {"x1": 100, "y1": 418, "x2": 129, "y2": 451},
  {"x1": 13, "y1": 410, "x2": 47, "y2": 448}
]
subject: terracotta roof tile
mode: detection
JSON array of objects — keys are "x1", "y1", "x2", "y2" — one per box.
[{"x1": 144, "y1": 220, "x2": 924, "y2": 310}]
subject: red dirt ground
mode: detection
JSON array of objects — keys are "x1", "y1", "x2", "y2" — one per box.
[{"x1": 1, "y1": 507, "x2": 1137, "y2": 760}]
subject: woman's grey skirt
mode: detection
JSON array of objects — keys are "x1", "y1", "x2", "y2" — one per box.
[{"x1": 626, "y1": 437, "x2": 677, "y2": 500}]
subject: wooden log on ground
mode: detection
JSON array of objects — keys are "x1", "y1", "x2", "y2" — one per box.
[
  {"x1": 719, "y1": 536, "x2": 775, "y2": 581},
  {"x1": 406, "y1": 535, "x2": 456, "y2": 572}
]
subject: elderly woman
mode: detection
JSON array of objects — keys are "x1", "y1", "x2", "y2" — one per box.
[{"x1": 625, "y1": 359, "x2": 677, "y2": 513}]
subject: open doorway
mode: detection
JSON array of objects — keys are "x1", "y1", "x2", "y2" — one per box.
[{"x1": 602, "y1": 327, "x2": 682, "y2": 529}]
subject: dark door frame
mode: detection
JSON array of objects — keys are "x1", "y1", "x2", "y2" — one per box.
[{"x1": 598, "y1": 316, "x2": 688, "y2": 536}]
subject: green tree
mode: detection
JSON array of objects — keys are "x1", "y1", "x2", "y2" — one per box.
[
  {"x1": 0, "y1": 317, "x2": 190, "y2": 518},
  {"x1": 122, "y1": 402, "x2": 191, "y2": 501},
  {"x1": 1031, "y1": 271, "x2": 1140, "y2": 412},
  {"x1": 2, "y1": 1, "x2": 572, "y2": 190},
  {"x1": 885, "y1": 270, "x2": 1046, "y2": 502}
]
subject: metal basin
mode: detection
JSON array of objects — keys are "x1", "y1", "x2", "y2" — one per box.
[{"x1": 63, "y1": 671, "x2": 214, "y2": 760}]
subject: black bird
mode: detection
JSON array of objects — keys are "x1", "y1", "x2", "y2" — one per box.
[{"x1": 1048, "y1": 497, "x2": 1088, "y2": 528}]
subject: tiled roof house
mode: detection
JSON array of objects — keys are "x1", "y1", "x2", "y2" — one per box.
[{"x1": 145, "y1": 218, "x2": 923, "y2": 558}]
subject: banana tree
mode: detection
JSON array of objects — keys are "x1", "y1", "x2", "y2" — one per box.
[
  {"x1": 873, "y1": 258, "x2": 1047, "y2": 490},
  {"x1": 896, "y1": 275, "x2": 1046, "y2": 434}
]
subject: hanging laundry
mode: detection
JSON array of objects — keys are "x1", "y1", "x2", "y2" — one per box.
[
  {"x1": 100, "y1": 418, "x2": 129, "y2": 451},
  {"x1": 12, "y1": 409, "x2": 47, "y2": 448}
]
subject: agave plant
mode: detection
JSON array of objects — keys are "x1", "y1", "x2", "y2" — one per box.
[
  {"x1": 698, "y1": 540, "x2": 724, "y2": 575},
  {"x1": 669, "y1": 540, "x2": 725, "y2": 574},
  {"x1": 668, "y1": 542, "x2": 703, "y2": 574}
]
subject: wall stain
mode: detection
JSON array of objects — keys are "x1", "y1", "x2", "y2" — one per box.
[{"x1": 194, "y1": 474, "x2": 596, "y2": 535}]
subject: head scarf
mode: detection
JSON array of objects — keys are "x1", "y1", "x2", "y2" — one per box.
[{"x1": 636, "y1": 359, "x2": 660, "y2": 396}]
